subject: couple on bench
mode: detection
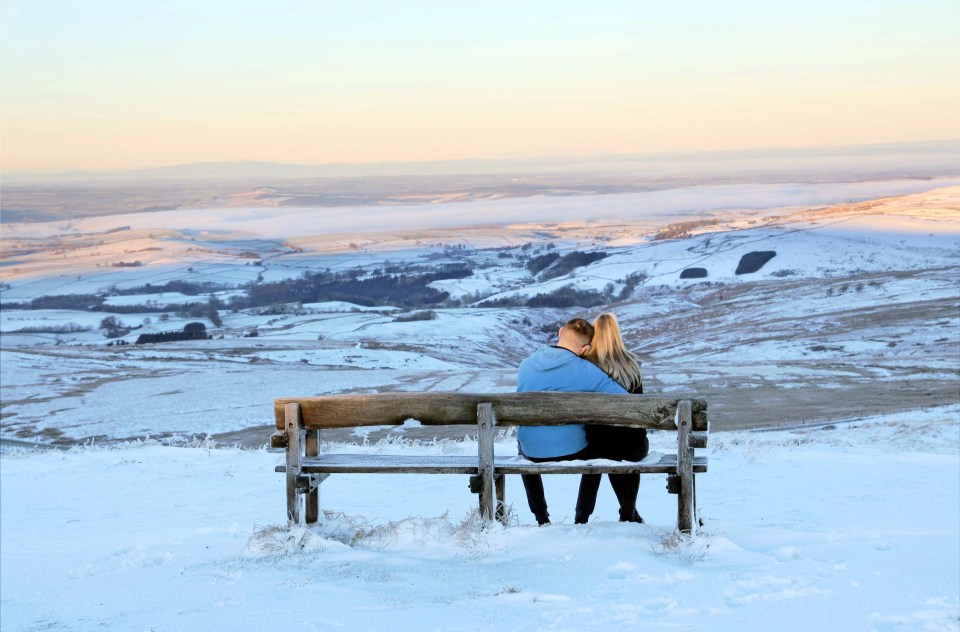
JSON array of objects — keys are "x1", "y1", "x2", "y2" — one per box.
[{"x1": 517, "y1": 314, "x2": 648, "y2": 525}]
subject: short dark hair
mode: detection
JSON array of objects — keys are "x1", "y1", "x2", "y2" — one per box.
[{"x1": 563, "y1": 318, "x2": 594, "y2": 343}]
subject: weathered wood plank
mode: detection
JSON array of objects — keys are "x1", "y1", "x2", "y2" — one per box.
[
  {"x1": 495, "y1": 475, "x2": 506, "y2": 523},
  {"x1": 477, "y1": 403, "x2": 496, "y2": 522},
  {"x1": 688, "y1": 431, "x2": 709, "y2": 449},
  {"x1": 295, "y1": 454, "x2": 480, "y2": 474},
  {"x1": 274, "y1": 392, "x2": 707, "y2": 431},
  {"x1": 270, "y1": 431, "x2": 287, "y2": 449},
  {"x1": 285, "y1": 403, "x2": 303, "y2": 526},
  {"x1": 305, "y1": 428, "x2": 320, "y2": 524},
  {"x1": 493, "y1": 454, "x2": 707, "y2": 475},
  {"x1": 676, "y1": 401, "x2": 695, "y2": 534},
  {"x1": 274, "y1": 454, "x2": 708, "y2": 475}
]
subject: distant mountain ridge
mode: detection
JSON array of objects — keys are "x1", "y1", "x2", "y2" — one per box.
[{"x1": 3, "y1": 139, "x2": 957, "y2": 184}]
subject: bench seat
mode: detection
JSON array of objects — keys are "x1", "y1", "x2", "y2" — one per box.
[
  {"x1": 493, "y1": 453, "x2": 707, "y2": 475},
  {"x1": 275, "y1": 452, "x2": 707, "y2": 475},
  {"x1": 277, "y1": 454, "x2": 479, "y2": 474}
]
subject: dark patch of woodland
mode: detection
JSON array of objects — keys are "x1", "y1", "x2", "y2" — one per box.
[
  {"x1": 526, "y1": 285, "x2": 609, "y2": 307},
  {"x1": 618, "y1": 271, "x2": 647, "y2": 298},
  {"x1": 2, "y1": 294, "x2": 105, "y2": 311},
  {"x1": 680, "y1": 268, "x2": 708, "y2": 279},
  {"x1": 537, "y1": 251, "x2": 608, "y2": 280},
  {"x1": 393, "y1": 310, "x2": 438, "y2": 322},
  {"x1": 6, "y1": 323, "x2": 92, "y2": 334},
  {"x1": 478, "y1": 284, "x2": 611, "y2": 308},
  {"x1": 99, "y1": 316, "x2": 132, "y2": 338},
  {"x1": 735, "y1": 251, "x2": 777, "y2": 275},
  {"x1": 239, "y1": 264, "x2": 472, "y2": 309},
  {"x1": 136, "y1": 322, "x2": 210, "y2": 344},
  {"x1": 111, "y1": 280, "x2": 236, "y2": 296},
  {"x1": 526, "y1": 252, "x2": 561, "y2": 275}
]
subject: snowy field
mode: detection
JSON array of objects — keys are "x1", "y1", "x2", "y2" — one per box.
[{"x1": 1, "y1": 406, "x2": 957, "y2": 631}]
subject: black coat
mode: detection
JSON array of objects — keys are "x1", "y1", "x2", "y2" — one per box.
[{"x1": 586, "y1": 381, "x2": 649, "y2": 462}]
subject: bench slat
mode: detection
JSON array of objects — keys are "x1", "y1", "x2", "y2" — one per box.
[
  {"x1": 274, "y1": 392, "x2": 707, "y2": 432},
  {"x1": 274, "y1": 453, "x2": 707, "y2": 475},
  {"x1": 279, "y1": 454, "x2": 480, "y2": 474},
  {"x1": 493, "y1": 454, "x2": 708, "y2": 475}
]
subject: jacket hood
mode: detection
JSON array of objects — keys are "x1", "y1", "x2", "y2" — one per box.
[{"x1": 526, "y1": 345, "x2": 581, "y2": 372}]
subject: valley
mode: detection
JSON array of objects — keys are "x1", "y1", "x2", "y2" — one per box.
[{"x1": 2, "y1": 183, "x2": 958, "y2": 447}]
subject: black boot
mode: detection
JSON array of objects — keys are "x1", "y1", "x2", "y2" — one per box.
[
  {"x1": 619, "y1": 508, "x2": 644, "y2": 523},
  {"x1": 610, "y1": 473, "x2": 642, "y2": 523}
]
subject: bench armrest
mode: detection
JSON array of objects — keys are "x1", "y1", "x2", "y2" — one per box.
[{"x1": 270, "y1": 431, "x2": 288, "y2": 449}]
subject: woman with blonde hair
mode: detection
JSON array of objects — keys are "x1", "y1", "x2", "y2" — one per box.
[{"x1": 575, "y1": 312, "x2": 648, "y2": 524}]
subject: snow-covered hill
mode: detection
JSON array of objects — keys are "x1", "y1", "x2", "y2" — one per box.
[{"x1": 1, "y1": 182, "x2": 957, "y2": 445}]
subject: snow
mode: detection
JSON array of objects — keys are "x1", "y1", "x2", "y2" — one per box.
[
  {"x1": 1, "y1": 406, "x2": 957, "y2": 631},
  {"x1": 1, "y1": 180, "x2": 958, "y2": 629}
]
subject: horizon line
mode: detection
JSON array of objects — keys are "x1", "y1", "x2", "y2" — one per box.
[{"x1": 2, "y1": 138, "x2": 956, "y2": 184}]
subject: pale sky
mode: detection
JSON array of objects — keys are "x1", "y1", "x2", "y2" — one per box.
[{"x1": 1, "y1": 0, "x2": 958, "y2": 173}]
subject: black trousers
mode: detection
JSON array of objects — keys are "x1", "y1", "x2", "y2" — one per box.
[
  {"x1": 518, "y1": 445, "x2": 593, "y2": 525},
  {"x1": 576, "y1": 426, "x2": 649, "y2": 523}
]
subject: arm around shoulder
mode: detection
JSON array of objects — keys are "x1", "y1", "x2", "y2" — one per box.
[{"x1": 582, "y1": 362, "x2": 628, "y2": 394}]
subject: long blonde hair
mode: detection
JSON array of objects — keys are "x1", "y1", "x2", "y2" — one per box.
[{"x1": 584, "y1": 312, "x2": 641, "y2": 391}]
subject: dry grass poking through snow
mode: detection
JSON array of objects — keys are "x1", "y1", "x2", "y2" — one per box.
[{"x1": 245, "y1": 507, "x2": 512, "y2": 559}]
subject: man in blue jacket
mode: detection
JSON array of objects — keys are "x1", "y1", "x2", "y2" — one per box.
[{"x1": 517, "y1": 317, "x2": 627, "y2": 525}]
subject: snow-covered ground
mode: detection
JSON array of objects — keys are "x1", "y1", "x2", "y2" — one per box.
[
  {"x1": 1, "y1": 178, "x2": 958, "y2": 630},
  {"x1": 1, "y1": 406, "x2": 957, "y2": 631}
]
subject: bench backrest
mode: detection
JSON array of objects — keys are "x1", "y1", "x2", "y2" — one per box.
[{"x1": 274, "y1": 392, "x2": 708, "y2": 432}]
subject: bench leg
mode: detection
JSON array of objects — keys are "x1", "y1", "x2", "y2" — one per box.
[
  {"x1": 470, "y1": 472, "x2": 505, "y2": 523},
  {"x1": 476, "y1": 482, "x2": 487, "y2": 518},
  {"x1": 286, "y1": 478, "x2": 300, "y2": 525},
  {"x1": 692, "y1": 473, "x2": 699, "y2": 528},
  {"x1": 678, "y1": 473, "x2": 695, "y2": 534},
  {"x1": 285, "y1": 403, "x2": 303, "y2": 526},
  {"x1": 495, "y1": 474, "x2": 505, "y2": 524},
  {"x1": 477, "y1": 403, "x2": 496, "y2": 522},
  {"x1": 305, "y1": 429, "x2": 320, "y2": 524},
  {"x1": 305, "y1": 486, "x2": 319, "y2": 524},
  {"x1": 676, "y1": 400, "x2": 695, "y2": 534}
]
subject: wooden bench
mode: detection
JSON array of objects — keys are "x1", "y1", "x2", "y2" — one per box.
[{"x1": 271, "y1": 392, "x2": 709, "y2": 533}]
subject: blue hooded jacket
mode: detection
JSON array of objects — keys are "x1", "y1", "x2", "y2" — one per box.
[{"x1": 516, "y1": 346, "x2": 628, "y2": 458}]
